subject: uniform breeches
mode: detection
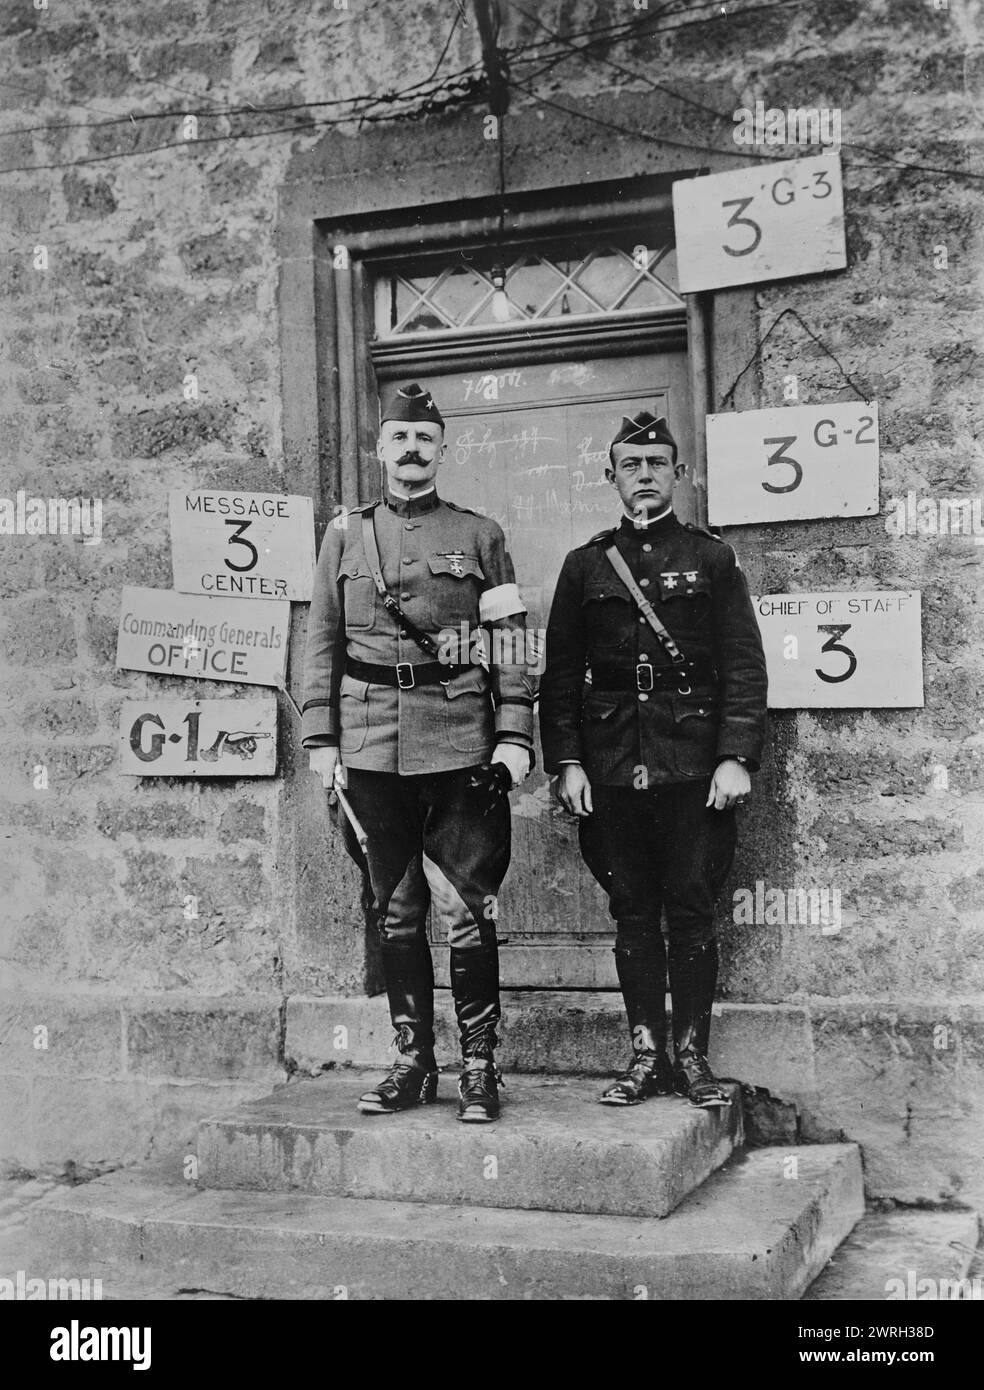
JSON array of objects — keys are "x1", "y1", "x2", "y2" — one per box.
[
  {"x1": 341, "y1": 766, "x2": 510, "y2": 951},
  {"x1": 578, "y1": 780, "x2": 737, "y2": 951}
]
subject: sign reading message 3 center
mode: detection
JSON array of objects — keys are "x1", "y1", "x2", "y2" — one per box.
[
  {"x1": 707, "y1": 402, "x2": 879, "y2": 525},
  {"x1": 116, "y1": 587, "x2": 289, "y2": 687},
  {"x1": 754, "y1": 591, "x2": 923, "y2": 708},
  {"x1": 169, "y1": 491, "x2": 315, "y2": 601},
  {"x1": 672, "y1": 154, "x2": 846, "y2": 293}
]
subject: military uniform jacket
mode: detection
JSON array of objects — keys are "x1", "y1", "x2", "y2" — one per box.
[
  {"x1": 539, "y1": 510, "x2": 768, "y2": 786},
  {"x1": 301, "y1": 488, "x2": 536, "y2": 775}
]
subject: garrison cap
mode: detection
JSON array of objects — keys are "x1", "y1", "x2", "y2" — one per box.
[
  {"x1": 380, "y1": 381, "x2": 445, "y2": 429},
  {"x1": 611, "y1": 410, "x2": 678, "y2": 464}
]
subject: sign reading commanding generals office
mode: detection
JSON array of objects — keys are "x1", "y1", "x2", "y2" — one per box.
[
  {"x1": 168, "y1": 490, "x2": 315, "y2": 601},
  {"x1": 116, "y1": 587, "x2": 289, "y2": 687}
]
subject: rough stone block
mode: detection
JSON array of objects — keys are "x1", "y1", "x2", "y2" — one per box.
[
  {"x1": 94, "y1": 799, "x2": 207, "y2": 841},
  {"x1": 28, "y1": 1145, "x2": 863, "y2": 1300},
  {"x1": 198, "y1": 1071, "x2": 742, "y2": 1218},
  {"x1": 803, "y1": 1006, "x2": 984, "y2": 1209},
  {"x1": 0, "y1": 993, "x2": 122, "y2": 1079},
  {"x1": 0, "y1": 596, "x2": 76, "y2": 665},
  {"x1": 124, "y1": 998, "x2": 282, "y2": 1081}
]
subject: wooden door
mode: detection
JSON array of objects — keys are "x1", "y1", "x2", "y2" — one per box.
[{"x1": 427, "y1": 352, "x2": 695, "y2": 988}]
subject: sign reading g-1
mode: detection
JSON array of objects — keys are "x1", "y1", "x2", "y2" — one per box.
[
  {"x1": 169, "y1": 490, "x2": 315, "y2": 601},
  {"x1": 672, "y1": 154, "x2": 846, "y2": 293},
  {"x1": 119, "y1": 698, "x2": 277, "y2": 776}
]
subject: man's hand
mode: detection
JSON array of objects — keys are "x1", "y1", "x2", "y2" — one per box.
[
  {"x1": 491, "y1": 742, "x2": 531, "y2": 788},
  {"x1": 309, "y1": 746, "x2": 345, "y2": 790},
  {"x1": 707, "y1": 759, "x2": 751, "y2": 810},
  {"x1": 557, "y1": 762, "x2": 593, "y2": 817}
]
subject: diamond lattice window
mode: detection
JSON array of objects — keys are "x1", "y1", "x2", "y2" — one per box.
[{"x1": 374, "y1": 244, "x2": 682, "y2": 337}]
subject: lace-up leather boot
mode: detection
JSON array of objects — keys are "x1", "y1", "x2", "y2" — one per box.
[
  {"x1": 599, "y1": 933, "x2": 674, "y2": 1105},
  {"x1": 669, "y1": 939, "x2": 732, "y2": 1108},
  {"x1": 450, "y1": 944, "x2": 502, "y2": 1122},
  {"x1": 358, "y1": 938, "x2": 438, "y2": 1114}
]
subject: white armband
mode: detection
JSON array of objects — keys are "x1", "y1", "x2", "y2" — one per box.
[{"x1": 479, "y1": 582, "x2": 527, "y2": 622}]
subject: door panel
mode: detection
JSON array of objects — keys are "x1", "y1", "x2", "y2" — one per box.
[{"x1": 425, "y1": 353, "x2": 693, "y2": 987}]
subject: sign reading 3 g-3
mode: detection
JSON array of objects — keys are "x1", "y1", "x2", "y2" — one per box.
[
  {"x1": 754, "y1": 591, "x2": 923, "y2": 708},
  {"x1": 169, "y1": 491, "x2": 315, "y2": 601},
  {"x1": 672, "y1": 154, "x2": 846, "y2": 293},
  {"x1": 706, "y1": 402, "x2": 879, "y2": 525}
]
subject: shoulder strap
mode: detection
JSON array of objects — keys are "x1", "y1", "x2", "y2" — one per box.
[
  {"x1": 603, "y1": 543, "x2": 686, "y2": 667},
  {"x1": 360, "y1": 510, "x2": 443, "y2": 661}
]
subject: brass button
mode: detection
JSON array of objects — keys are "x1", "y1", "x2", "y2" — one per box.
[
  {"x1": 643, "y1": 544, "x2": 652, "y2": 552},
  {"x1": 402, "y1": 557, "x2": 412, "y2": 564},
  {"x1": 638, "y1": 692, "x2": 649, "y2": 703},
  {"x1": 640, "y1": 578, "x2": 650, "y2": 587},
  {"x1": 639, "y1": 653, "x2": 649, "y2": 661},
  {"x1": 404, "y1": 523, "x2": 415, "y2": 531},
  {"x1": 400, "y1": 592, "x2": 411, "y2": 600}
]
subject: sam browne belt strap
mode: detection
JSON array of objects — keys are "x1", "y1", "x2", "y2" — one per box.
[
  {"x1": 360, "y1": 508, "x2": 466, "y2": 678},
  {"x1": 603, "y1": 542, "x2": 689, "y2": 668}
]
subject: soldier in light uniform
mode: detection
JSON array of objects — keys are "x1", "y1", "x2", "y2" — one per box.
[
  {"x1": 540, "y1": 411, "x2": 768, "y2": 1108},
  {"x1": 302, "y1": 383, "x2": 535, "y2": 1122}
]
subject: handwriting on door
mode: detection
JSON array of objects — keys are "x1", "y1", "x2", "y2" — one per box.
[
  {"x1": 453, "y1": 425, "x2": 556, "y2": 466},
  {"x1": 460, "y1": 370, "x2": 524, "y2": 403}
]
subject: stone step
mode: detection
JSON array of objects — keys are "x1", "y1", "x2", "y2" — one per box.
[
  {"x1": 285, "y1": 991, "x2": 817, "y2": 1103},
  {"x1": 803, "y1": 1209, "x2": 981, "y2": 1301},
  {"x1": 197, "y1": 1070, "x2": 743, "y2": 1218},
  {"x1": 29, "y1": 1144, "x2": 863, "y2": 1301}
]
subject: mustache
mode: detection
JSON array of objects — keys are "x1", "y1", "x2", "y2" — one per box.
[{"x1": 396, "y1": 452, "x2": 425, "y2": 467}]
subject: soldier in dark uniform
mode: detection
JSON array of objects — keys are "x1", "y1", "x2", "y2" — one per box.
[
  {"x1": 539, "y1": 411, "x2": 767, "y2": 1108},
  {"x1": 301, "y1": 383, "x2": 536, "y2": 1122}
]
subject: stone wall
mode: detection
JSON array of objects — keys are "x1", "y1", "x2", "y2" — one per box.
[{"x1": 0, "y1": 0, "x2": 981, "y2": 1205}]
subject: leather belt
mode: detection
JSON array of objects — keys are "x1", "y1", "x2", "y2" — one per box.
[
  {"x1": 345, "y1": 658, "x2": 468, "y2": 690},
  {"x1": 591, "y1": 660, "x2": 717, "y2": 694}
]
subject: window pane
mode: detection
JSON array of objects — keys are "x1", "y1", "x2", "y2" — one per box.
[
  {"x1": 402, "y1": 306, "x2": 449, "y2": 332},
  {"x1": 574, "y1": 252, "x2": 636, "y2": 308},
  {"x1": 429, "y1": 265, "x2": 489, "y2": 327},
  {"x1": 649, "y1": 246, "x2": 679, "y2": 293},
  {"x1": 392, "y1": 278, "x2": 418, "y2": 331},
  {"x1": 618, "y1": 278, "x2": 682, "y2": 310},
  {"x1": 500, "y1": 260, "x2": 564, "y2": 318},
  {"x1": 539, "y1": 286, "x2": 600, "y2": 318},
  {"x1": 374, "y1": 237, "x2": 682, "y2": 336}
]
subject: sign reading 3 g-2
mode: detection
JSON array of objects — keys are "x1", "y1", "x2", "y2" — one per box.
[
  {"x1": 706, "y1": 402, "x2": 879, "y2": 524},
  {"x1": 672, "y1": 154, "x2": 847, "y2": 292}
]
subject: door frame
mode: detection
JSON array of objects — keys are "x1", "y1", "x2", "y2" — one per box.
[{"x1": 277, "y1": 113, "x2": 762, "y2": 997}]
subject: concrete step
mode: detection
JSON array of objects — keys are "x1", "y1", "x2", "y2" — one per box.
[
  {"x1": 286, "y1": 991, "x2": 817, "y2": 1103},
  {"x1": 804, "y1": 1209, "x2": 981, "y2": 1301},
  {"x1": 197, "y1": 1070, "x2": 743, "y2": 1219},
  {"x1": 29, "y1": 1144, "x2": 863, "y2": 1300}
]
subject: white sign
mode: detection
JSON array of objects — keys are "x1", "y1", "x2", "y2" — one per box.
[
  {"x1": 116, "y1": 587, "x2": 289, "y2": 687},
  {"x1": 169, "y1": 491, "x2": 315, "y2": 601},
  {"x1": 707, "y1": 402, "x2": 879, "y2": 525},
  {"x1": 753, "y1": 591, "x2": 923, "y2": 708},
  {"x1": 119, "y1": 699, "x2": 277, "y2": 776},
  {"x1": 672, "y1": 154, "x2": 846, "y2": 292}
]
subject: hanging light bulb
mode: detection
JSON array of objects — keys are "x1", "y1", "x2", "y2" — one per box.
[{"x1": 490, "y1": 263, "x2": 511, "y2": 322}]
